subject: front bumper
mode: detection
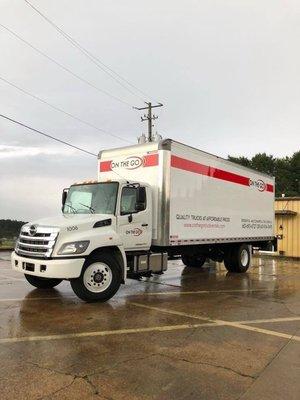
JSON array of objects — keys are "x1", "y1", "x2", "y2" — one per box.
[{"x1": 11, "y1": 251, "x2": 84, "y2": 279}]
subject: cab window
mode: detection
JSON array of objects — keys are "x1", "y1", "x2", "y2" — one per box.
[{"x1": 120, "y1": 187, "x2": 146, "y2": 215}]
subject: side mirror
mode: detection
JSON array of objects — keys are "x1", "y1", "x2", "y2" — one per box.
[
  {"x1": 135, "y1": 202, "x2": 145, "y2": 212},
  {"x1": 62, "y1": 189, "x2": 68, "y2": 209}
]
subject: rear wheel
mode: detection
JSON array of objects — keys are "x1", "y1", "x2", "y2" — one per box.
[
  {"x1": 71, "y1": 253, "x2": 122, "y2": 302},
  {"x1": 182, "y1": 254, "x2": 206, "y2": 268},
  {"x1": 224, "y1": 244, "x2": 251, "y2": 273},
  {"x1": 24, "y1": 274, "x2": 62, "y2": 289}
]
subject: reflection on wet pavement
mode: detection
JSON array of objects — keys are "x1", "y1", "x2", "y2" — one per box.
[{"x1": 0, "y1": 252, "x2": 299, "y2": 400}]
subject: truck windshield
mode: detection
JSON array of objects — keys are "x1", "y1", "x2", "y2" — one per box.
[{"x1": 63, "y1": 182, "x2": 118, "y2": 215}]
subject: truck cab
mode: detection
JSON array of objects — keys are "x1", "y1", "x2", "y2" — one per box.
[
  {"x1": 62, "y1": 180, "x2": 153, "y2": 252},
  {"x1": 11, "y1": 179, "x2": 163, "y2": 302}
]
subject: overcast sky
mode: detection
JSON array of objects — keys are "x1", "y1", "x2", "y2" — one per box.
[{"x1": 1, "y1": 0, "x2": 299, "y2": 221}]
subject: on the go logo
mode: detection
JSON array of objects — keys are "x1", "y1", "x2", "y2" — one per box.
[
  {"x1": 249, "y1": 179, "x2": 266, "y2": 192},
  {"x1": 126, "y1": 228, "x2": 143, "y2": 236},
  {"x1": 111, "y1": 156, "x2": 144, "y2": 170}
]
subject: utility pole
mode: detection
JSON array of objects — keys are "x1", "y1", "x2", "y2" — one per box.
[{"x1": 134, "y1": 102, "x2": 163, "y2": 142}]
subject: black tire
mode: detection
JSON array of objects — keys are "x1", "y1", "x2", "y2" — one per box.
[
  {"x1": 24, "y1": 274, "x2": 62, "y2": 289},
  {"x1": 223, "y1": 244, "x2": 251, "y2": 273},
  {"x1": 224, "y1": 247, "x2": 234, "y2": 272},
  {"x1": 182, "y1": 254, "x2": 206, "y2": 268},
  {"x1": 70, "y1": 253, "x2": 122, "y2": 302}
]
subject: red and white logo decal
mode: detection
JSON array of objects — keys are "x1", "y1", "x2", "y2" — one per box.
[
  {"x1": 107, "y1": 156, "x2": 144, "y2": 171},
  {"x1": 112, "y1": 156, "x2": 144, "y2": 170},
  {"x1": 249, "y1": 179, "x2": 266, "y2": 192},
  {"x1": 133, "y1": 228, "x2": 143, "y2": 236},
  {"x1": 100, "y1": 153, "x2": 159, "y2": 172},
  {"x1": 126, "y1": 228, "x2": 143, "y2": 236}
]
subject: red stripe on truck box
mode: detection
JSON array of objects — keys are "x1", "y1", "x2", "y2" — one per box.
[
  {"x1": 171, "y1": 155, "x2": 274, "y2": 193},
  {"x1": 144, "y1": 153, "x2": 159, "y2": 167},
  {"x1": 100, "y1": 161, "x2": 112, "y2": 172}
]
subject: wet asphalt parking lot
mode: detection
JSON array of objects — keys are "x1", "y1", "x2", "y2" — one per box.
[{"x1": 0, "y1": 251, "x2": 299, "y2": 400}]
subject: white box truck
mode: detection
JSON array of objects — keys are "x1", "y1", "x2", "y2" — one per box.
[{"x1": 11, "y1": 139, "x2": 275, "y2": 302}]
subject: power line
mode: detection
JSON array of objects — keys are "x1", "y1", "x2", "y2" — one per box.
[
  {"x1": 0, "y1": 76, "x2": 133, "y2": 144},
  {"x1": 0, "y1": 113, "x2": 97, "y2": 157},
  {"x1": 24, "y1": 0, "x2": 158, "y2": 104},
  {"x1": 0, "y1": 23, "x2": 134, "y2": 108}
]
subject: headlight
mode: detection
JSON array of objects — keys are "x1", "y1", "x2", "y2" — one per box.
[{"x1": 58, "y1": 241, "x2": 90, "y2": 255}]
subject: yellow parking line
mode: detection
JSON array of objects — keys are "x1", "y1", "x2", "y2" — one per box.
[
  {"x1": 238, "y1": 316, "x2": 300, "y2": 324},
  {"x1": 129, "y1": 303, "x2": 300, "y2": 325},
  {"x1": 0, "y1": 304, "x2": 299, "y2": 344},
  {"x1": 221, "y1": 321, "x2": 300, "y2": 341},
  {"x1": 129, "y1": 302, "x2": 300, "y2": 342},
  {"x1": 0, "y1": 316, "x2": 299, "y2": 345},
  {"x1": 128, "y1": 302, "x2": 213, "y2": 322},
  {"x1": 0, "y1": 322, "x2": 217, "y2": 344}
]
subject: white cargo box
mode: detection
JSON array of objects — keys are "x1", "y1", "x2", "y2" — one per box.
[{"x1": 98, "y1": 139, "x2": 274, "y2": 247}]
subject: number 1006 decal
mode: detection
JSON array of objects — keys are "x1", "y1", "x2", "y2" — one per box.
[{"x1": 67, "y1": 226, "x2": 78, "y2": 231}]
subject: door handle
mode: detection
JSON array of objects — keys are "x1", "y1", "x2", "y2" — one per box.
[{"x1": 141, "y1": 223, "x2": 148, "y2": 227}]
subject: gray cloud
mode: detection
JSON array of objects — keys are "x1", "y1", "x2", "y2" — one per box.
[
  {"x1": 0, "y1": 144, "x2": 76, "y2": 158},
  {"x1": 1, "y1": 0, "x2": 299, "y2": 220}
]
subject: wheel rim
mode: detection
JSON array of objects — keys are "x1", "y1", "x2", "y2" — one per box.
[
  {"x1": 83, "y1": 262, "x2": 113, "y2": 293},
  {"x1": 240, "y1": 249, "x2": 249, "y2": 267}
]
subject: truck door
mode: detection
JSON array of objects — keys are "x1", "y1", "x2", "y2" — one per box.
[{"x1": 117, "y1": 186, "x2": 152, "y2": 251}]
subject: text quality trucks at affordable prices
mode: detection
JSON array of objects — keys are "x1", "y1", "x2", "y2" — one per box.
[{"x1": 12, "y1": 139, "x2": 275, "y2": 301}]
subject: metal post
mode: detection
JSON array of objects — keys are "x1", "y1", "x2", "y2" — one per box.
[
  {"x1": 134, "y1": 102, "x2": 163, "y2": 142},
  {"x1": 148, "y1": 102, "x2": 152, "y2": 141}
]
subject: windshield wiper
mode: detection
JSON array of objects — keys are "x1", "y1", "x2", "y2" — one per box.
[
  {"x1": 65, "y1": 203, "x2": 77, "y2": 214},
  {"x1": 79, "y1": 203, "x2": 95, "y2": 213}
]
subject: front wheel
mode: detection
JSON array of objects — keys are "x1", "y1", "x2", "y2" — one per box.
[
  {"x1": 70, "y1": 253, "x2": 122, "y2": 302},
  {"x1": 182, "y1": 254, "x2": 206, "y2": 268},
  {"x1": 24, "y1": 274, "x2": 62, "y2": 289}
]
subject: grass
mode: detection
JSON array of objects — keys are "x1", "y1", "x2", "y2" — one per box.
[{"x1": 0, "y1": 239, "x2": 15, "y2": 250}]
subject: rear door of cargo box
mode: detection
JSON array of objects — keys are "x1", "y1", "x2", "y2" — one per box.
[{"x1": 169, "y1": 141, "x2": 275, "y2": 245}]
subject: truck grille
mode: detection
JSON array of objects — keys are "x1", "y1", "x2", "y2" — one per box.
[{"x1": 15, "y1": 226, "x2": 59, "y2": 258}]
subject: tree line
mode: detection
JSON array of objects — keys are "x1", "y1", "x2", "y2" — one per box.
[
  {"x1": 228, "y1": 151, "x2": 300, "y2": 197},
  {"x1": 0, "y1": 219, "x2": 26, "y2": 239}
]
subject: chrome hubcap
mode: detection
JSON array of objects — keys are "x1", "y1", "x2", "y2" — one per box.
[
  {"x1": 241, "y1": 249, "x2": 249, "y2": 267},
  {"x1": 83, "y1": 262, "x2": 112, "y2": 293}
]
